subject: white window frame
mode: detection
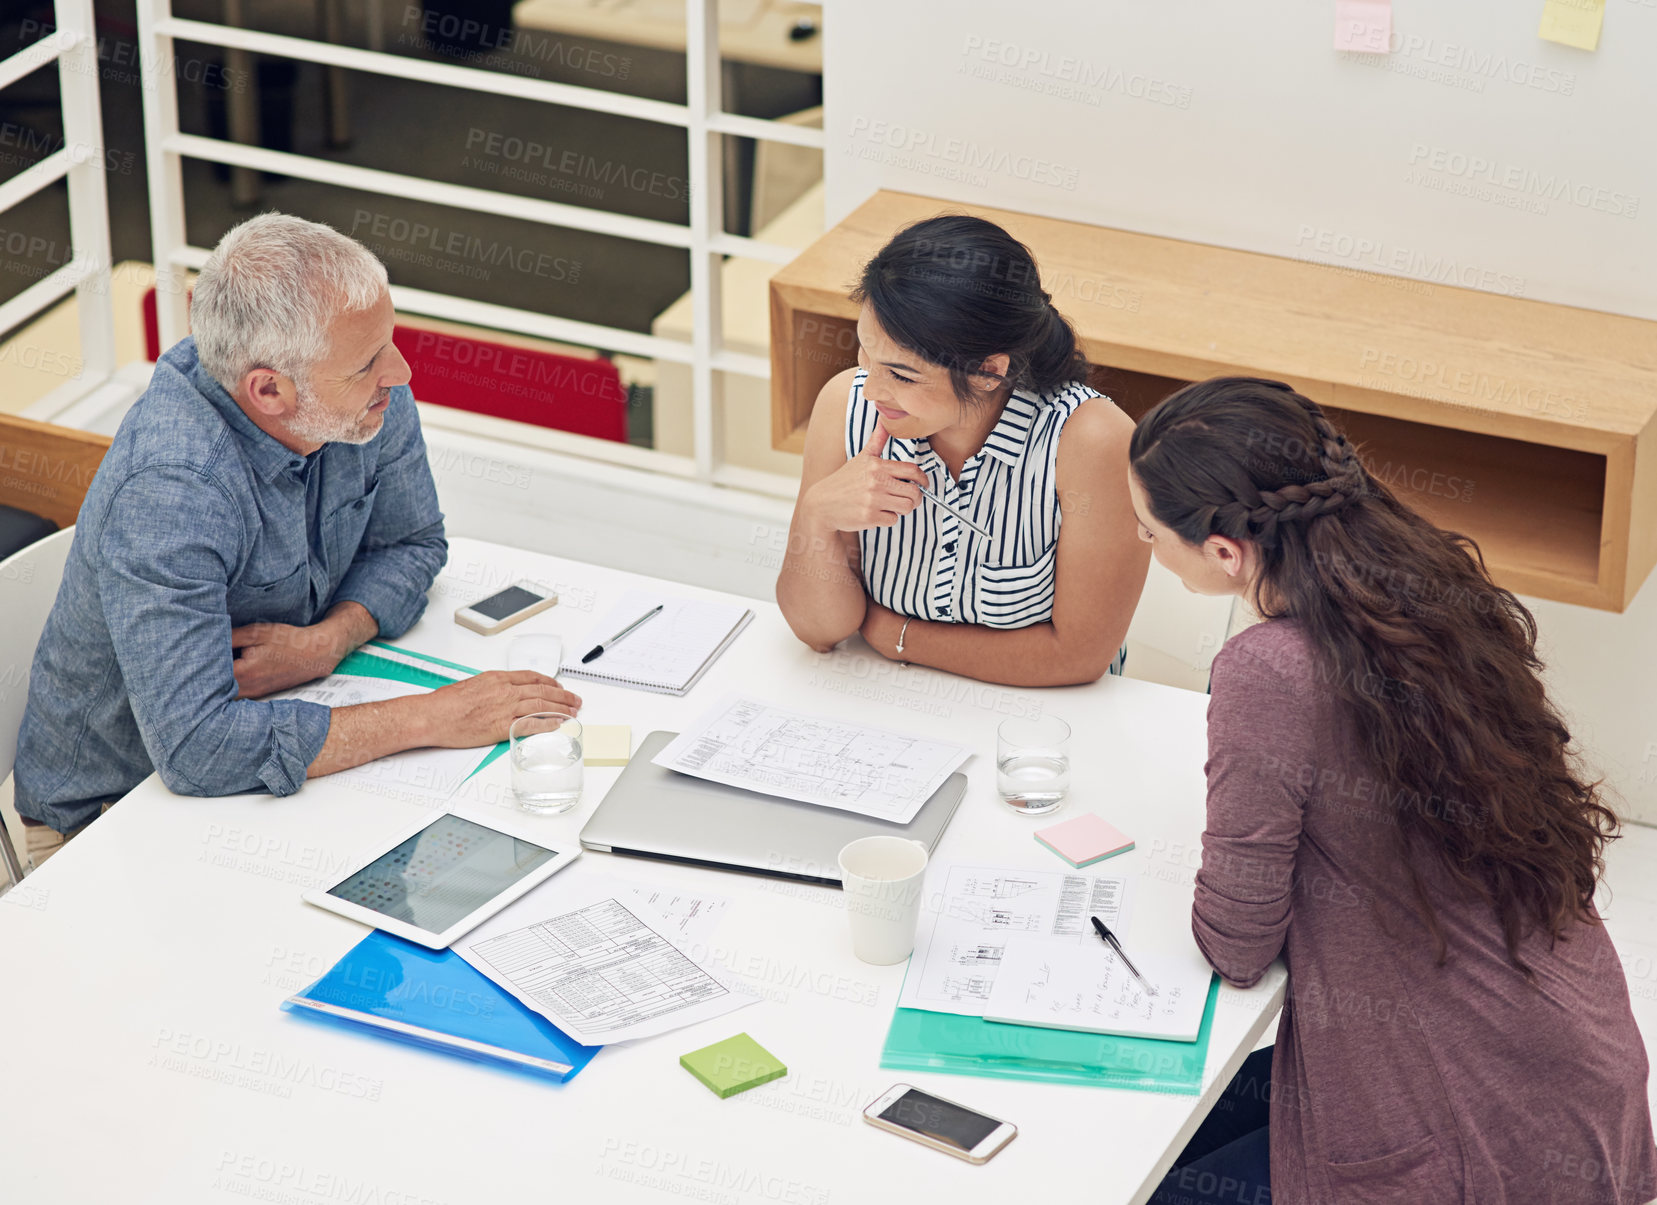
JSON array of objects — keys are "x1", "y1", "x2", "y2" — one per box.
[
  {"x1": 132, "y1": 0, "x2": 819, "y2": 499},
  {"x1": 0, "y1": 0, "x2": 117, "y2": 412}
]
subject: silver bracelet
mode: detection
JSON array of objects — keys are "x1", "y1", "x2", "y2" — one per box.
[{"x1": 895, "y1": 617, "x2": 912, "y2": 657}]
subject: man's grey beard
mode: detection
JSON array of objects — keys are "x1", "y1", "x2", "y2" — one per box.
[{"x1": 288, "y1": 378, "x2": 386, "y2": 446}]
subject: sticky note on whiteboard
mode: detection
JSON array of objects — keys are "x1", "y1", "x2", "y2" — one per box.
[
  {"x1": 1334, "y1": 0, "x2": 1391, "y2": 54},
  {"x1": 1539, "y1": 0, "x2": 1604, "y2": 50}
]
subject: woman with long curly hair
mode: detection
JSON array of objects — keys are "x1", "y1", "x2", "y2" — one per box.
[{"x1": 1131, "y1": 377, "x2": 1656, "y2": 1204}]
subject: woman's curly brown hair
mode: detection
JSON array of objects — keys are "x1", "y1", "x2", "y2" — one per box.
[{"x1": 1131, "y1": 376, "x2": 1619, "y2": 977}]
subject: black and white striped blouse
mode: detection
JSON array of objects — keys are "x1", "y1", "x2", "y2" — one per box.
[{"x1": 844, "y1": 369, "x2": 1126, "y2": 672}]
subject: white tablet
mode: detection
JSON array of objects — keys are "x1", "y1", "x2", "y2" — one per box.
[{"x1": 302, "y1": 809, "x2": 579, "y2": 949}]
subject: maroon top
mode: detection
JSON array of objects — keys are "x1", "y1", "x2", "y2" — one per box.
[{"x1": 1197, "y1": 620, "x2": 1657, "y2": 1205}]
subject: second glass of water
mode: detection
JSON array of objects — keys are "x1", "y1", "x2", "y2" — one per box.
[
  {"x1": 996, "y1": 714, "x2": 1071, "y2": 815},
  {"x1": 510, "y1": 713, "x2": 583, "y2": 815}
]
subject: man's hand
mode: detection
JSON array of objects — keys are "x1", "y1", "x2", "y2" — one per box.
[
  {"x1": 307, "y1": 670, "x2": 583, "y2": 779},
  {"x1": 421, "y1": 671, "x2": 583, "y2": 748},
  {"x1": 231, "y1": 621, "x2": 351, "y2": 698},
  {"x1": 232, "y1": 601, "x2": 379, "y2": 699}
]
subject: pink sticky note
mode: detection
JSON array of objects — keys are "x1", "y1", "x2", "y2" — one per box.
[
  {"x1": 1034, "y1": 813, "x2": 1135, "y2": 868},
  {"x1": 1334, "y1": 0, "x2": 1391, "y2": 54}
]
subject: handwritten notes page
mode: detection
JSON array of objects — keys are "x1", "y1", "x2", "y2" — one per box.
[
  {"x1": 897, "y1": 864, "x2": 1133, "y2": 1017},
  {"x1": 984, "y1": 933, "x2": 1215, "y2": 1042},
  {"x1": 652, "y1": 696, "x2": 971, "y2": 823}
]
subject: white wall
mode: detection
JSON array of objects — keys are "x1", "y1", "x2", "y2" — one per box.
[
  {"x1": 825, "y1": 0, "x2": 1656, "y2": 316},
  {"x1": 1525, "y1": 579, "x2": 1657, "y2": 828},
  {"x1": 824, "y1": 0, "x2": 1657, "y2": 824}
]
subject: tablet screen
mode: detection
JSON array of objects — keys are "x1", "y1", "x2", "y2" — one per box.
[{"x1": 327, "y1": 814, "x2": 558, "y2": 935}]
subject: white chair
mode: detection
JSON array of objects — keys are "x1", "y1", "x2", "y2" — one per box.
[
  {"x1": 0, "y1": 527, "x2": 76, "y2": 890},
  {"x1": 1120, "y1": 558, "x2": 1239, "y2": 694}
]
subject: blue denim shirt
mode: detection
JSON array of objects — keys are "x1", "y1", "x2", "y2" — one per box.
[{"x1": 14, "y1": 337, "x2": 448, "y2": 830}]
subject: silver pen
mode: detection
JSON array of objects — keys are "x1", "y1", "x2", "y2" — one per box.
[
  {"x1": 916, "y1": 485, "x2": 993, "y2": 539},
  {"x1": 874, "y1": 439, "x2": 993, "y2": 539}
]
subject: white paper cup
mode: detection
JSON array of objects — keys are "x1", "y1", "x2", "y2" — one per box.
[{"x1": 838, "y1": 836, "x2": 929, "y2": 965}]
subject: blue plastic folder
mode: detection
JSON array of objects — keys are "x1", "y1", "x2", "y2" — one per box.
[
  {"x1": 281, "y1": 931, "x2": 601, "y2": 1083},
  {"x1": 879, "y1": 975, "x2": 1221, "y2": 1094}
]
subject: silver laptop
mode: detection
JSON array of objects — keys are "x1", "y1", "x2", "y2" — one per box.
[{"x1": 579, "y1": 730, "x2": 967, "y2": 886}]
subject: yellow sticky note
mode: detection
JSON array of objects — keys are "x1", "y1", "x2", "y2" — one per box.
[
  {"x1": 1539, "y1": 0, "x2": 1604, "y2": 50},
  {"x1": 583, "y1": 725, "x2": 632, "y2": 767}
]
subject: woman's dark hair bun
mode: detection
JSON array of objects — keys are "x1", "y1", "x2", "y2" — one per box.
[{"x1": 850, "y1": 214, "x2": 1090, "y2": 404}]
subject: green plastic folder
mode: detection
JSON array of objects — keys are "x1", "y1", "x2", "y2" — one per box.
[
  {"x1": 879, "y1": 975, "x2": 1221, "y2": 1093},
  {"x1": 336, "y1": 642, "x2": 507, "y2": 779}
]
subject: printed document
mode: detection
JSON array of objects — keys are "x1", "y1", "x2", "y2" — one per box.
[
  {"x1": 457, "y1": 872, "x2": 753, "y2": 1044},
  {"x1": 621, "y1": 881, "x2": 730, "y2": 948},
  {"x1": 898, "y1": 863, "x2": 1134, "y2": 1017},
  {"x1": 652, "y1": 695, "x2": 971, "y2": 823}
]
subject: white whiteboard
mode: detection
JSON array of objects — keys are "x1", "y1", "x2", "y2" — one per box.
[{"x1": 825, "y1": 0, "x2": 1657, "y2": 319}]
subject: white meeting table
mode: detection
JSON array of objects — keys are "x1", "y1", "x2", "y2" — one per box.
[{"x1": 0, "y1": 535, "x2": 1285, "y2": 1204}]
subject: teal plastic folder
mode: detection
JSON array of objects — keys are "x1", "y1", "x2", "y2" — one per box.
[
  {"x1": 335, "y1": 642, "x2": 507, "y2": 778},
  {"x1": 879, "y1": 975, "x2": 1221, "y2": 1093},
  {"x1": 281, "y1": 930, "x2": 601, "y2": 1083}
]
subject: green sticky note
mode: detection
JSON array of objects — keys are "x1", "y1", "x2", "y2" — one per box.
[{"x1": 680, "y1": 1033, "x2": 787, "y2": 1098}]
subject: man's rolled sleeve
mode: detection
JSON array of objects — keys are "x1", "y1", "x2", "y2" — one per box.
[
  {"x1": 329, "y1": 385, "x2": 447, "y2": 638},
  {"x1": 261, "y1": 699, "x2": 333, "y2": 795},
  {"x1": 98, "y1": 466, "x2": 333, "y2": 797}
]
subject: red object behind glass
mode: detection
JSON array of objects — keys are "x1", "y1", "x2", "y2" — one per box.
[{"x1": 142, "y1": 287, "x2": 628, "y2": 442}]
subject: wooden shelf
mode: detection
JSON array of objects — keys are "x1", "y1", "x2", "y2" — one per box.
[
  {"x1": 769, "y1": 190, "x2": 1657, "y2": 611},
  {"x1": 0, "y1": 413, "x2": 112, "y2": 529}
]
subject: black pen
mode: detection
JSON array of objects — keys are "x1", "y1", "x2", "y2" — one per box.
[
  {"x1": 1091, "y1": 915, "x2": 1156, "y2": 996},
  {"x1": 581, "y1": 604, "x2": 663, "y2": 663}
]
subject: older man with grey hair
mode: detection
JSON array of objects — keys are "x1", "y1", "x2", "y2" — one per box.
[{"x1": 14, "y1": 212, "x2": 579, "y2": 867}]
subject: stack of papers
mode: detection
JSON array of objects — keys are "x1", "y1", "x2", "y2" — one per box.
[
  {"x1": 897, "y1": 863, "x2": 1134, "y2": 1016},
  {"x1": 897, "y1": 862, "x2": 1216, "y2": 1042}
]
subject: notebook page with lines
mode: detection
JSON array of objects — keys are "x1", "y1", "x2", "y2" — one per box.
[{"x1": 561, "y1": 590, "x2": 753, "y2": 696}]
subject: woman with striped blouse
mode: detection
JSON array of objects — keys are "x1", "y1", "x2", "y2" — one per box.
[{"x1": 777, "y1": 215, "x2": 1149, "y2": 686}]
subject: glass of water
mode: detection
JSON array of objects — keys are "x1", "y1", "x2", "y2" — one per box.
[
  {"x1": 996, "y1": 714, "x2": 1071, "y2": 815},
  {"x1": 510, "y1": 713, "x2": 583, "y2": 815}
]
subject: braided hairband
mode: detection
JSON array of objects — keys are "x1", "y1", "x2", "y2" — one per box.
[{"x1": 1228, "y1": 413, "x2": 1368, "y2": 542}]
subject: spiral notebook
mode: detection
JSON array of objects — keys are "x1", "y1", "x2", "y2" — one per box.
[{"x1": 560, "y1": 590, "x2": 753, "y2": 696}]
